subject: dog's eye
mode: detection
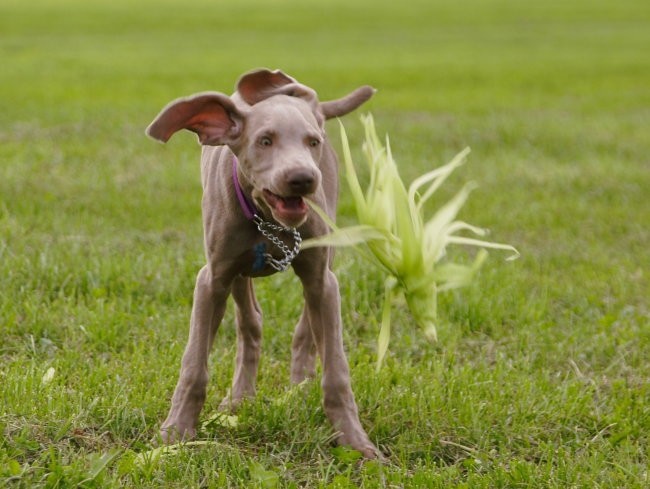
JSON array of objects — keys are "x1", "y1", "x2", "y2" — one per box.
[
  {"x1": 309, "y1": 138, "x2": 321, "y2": 148},
  {"x1": 259, "y1": 136, "x2": 273, "y2": 147}
]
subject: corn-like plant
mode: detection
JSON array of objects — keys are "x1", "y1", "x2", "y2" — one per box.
[{"x1": 302, "y1": 114, "x2": 519, "y2": 369}]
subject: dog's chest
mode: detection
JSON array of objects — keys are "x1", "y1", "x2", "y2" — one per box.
[{"x1": 242, "y1": 231, "x2": 301, "y2": 277}]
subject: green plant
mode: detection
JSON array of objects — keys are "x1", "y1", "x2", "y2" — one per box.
[{"x1": 303, "y1": 115, "x2": 519, "y2": 368}]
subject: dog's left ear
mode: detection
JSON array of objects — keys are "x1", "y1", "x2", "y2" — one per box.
[
  {"x1": 146, "y1": 92, "x2": 245, "y2": 146},
  {"x1": 237, "y1": 69, "x2": 300, "y2": 104},
  {"x1": 237, "y1": 68, "x2": 321, "y2": 108}
]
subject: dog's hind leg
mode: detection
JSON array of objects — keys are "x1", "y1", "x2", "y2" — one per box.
[
  {"x1": 290, "y1": 308, "x2": 317, "y2": 384},
  {"x1": 220, "y1": 275, "x2": 263, "y2": 410}
]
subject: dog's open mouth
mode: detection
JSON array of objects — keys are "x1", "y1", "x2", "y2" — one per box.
[{"x1": 262, "y1": 189, "x2": 308, "y2": 226}]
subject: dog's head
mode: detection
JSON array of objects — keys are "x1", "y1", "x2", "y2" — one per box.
[{"x1": 146, "y1": 69, "x2": 374, "y2": 227}]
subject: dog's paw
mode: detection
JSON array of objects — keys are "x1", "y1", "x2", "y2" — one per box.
[
  {"x1": 355, "y1": 443, "x2": 386, "y2": 462},
  {"x1": 218, "y1": 393, "x2": 245, "y2": 413},
  {"x1": 156, "y1": 423, "x2": 196, "y2": 445},
  {"x1": 336, "y1": 432, "x2": 385, "y2": 461}
]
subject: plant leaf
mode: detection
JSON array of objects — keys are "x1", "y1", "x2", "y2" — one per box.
[
  {"x1": 446, "y1": 236, "x2": 520, "y2": 260},
  {"x1": 339, "y1": 120, "x2": 369, "y2": 222},
  {"x1": 445, "y1": 221, "x2": 489, "y2": 237},
  {"x1": 376, "y1": 277, "x2": 397, "y2": 370},
  {"x1": 435, "y1": 250, "x2": 489, "y2": 292},
  {"x1": 301, "y1": 225, "x2": 387, "y2": 250},
  {"x1": 249, "y1": 461, "x2": 280, "y2": 488},
  {"x1": 409, "y1": 147, "x2": 471, "y2": 212},
  {"x1": 201, "y1": 412, "x2": 239, "y2": 430},
  {"x1": 423, "y1": 182, "x2": 478, "y2": 261},
  {"x1": 42, "y1": 367, "x2": 56, "y2": 385},
  {"x1": 331, "y1": 446, "x2": 363, "y2": 464},
  {"x1": 86, "y1": 450, "x2": 121, "y2": 481},
  {"x1": 134, "y1": 440, "x2": 221, "y2": 468},
  {"x1": 304, "y1": 197, "x2": 337, "y2": 230}
]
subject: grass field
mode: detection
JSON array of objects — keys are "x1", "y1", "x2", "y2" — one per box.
[{"x1": 1, "y1": 0, "x2": 649, "y2": 487}]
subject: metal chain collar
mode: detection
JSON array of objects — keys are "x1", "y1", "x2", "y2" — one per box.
[{"x1": 253, "y1": 215, "x2": 302, "y2": 272}]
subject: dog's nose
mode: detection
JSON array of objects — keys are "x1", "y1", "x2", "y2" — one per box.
[{"x1": 287, "y1": 170, "x2": 317, "y2": 195}]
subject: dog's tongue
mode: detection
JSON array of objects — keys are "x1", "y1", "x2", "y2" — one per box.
[
  {"x1": 264, "y1": 190, "x2": 307, "y2": 222},
  {"x1": 276, "y1": 196, "x2": 307, "y2": 220},
  {"x1": 279, "y1": 196, "x2": 305, "y2": 211}
]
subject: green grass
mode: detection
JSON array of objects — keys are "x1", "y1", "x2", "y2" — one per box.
[{"x1": 1, "y1": 0, "x2": 649, "y2": 486}]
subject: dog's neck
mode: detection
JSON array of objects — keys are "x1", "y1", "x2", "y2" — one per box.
[
  {"x1": 232, "y1": 154, "x2": 302, "y2": 273},
  {"x1": 232, "y1": 155, "x2": 258, "y2": 220}
]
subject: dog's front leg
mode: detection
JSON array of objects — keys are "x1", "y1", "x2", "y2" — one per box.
[
  {"x1": 219, "y1": 275, "x2": 263, "y2": 410},
  {"x1": 160, "y1": 265, "x2": 231, "y2": 443},
  {"x1": 294, "y1": 255, "x2": 380, "y2": 459}
]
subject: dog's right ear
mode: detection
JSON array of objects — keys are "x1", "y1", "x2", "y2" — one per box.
[{"x1": 146, "y1": 92, "x2": 245, "y2": 146}]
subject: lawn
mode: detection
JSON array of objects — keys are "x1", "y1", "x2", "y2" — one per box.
[{"x1": 1, "y1": 0, "x2": 649, "y2": 487}]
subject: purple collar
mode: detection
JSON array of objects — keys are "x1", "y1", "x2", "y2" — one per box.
[{"x1": 232, "y1": 156, "x2": 258, "y2": 220}]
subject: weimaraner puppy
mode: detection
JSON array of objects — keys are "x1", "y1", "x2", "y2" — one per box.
[{"x1": 146, "y1": 69, "x2": 379, "y2": 458}]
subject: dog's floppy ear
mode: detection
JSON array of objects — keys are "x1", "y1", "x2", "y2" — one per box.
[
  {"x1": 320, "y1": 86, "x2": 376, "y2": 120},
  {"x1": 146, "y1": 92, "x2": 245, "y2": 146},
  {"x1": 237, "y1": 68, "x2": 321, "y2": 106},
  {"x1": 237, "y1": 68, "x2": 328, "y2": 128},
  {"x1": 237, "y1": 68, "x2": 374, "y2": 124},
  {"x1": 237, "y1": 69, "x2": 298, "y2": 105}
]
